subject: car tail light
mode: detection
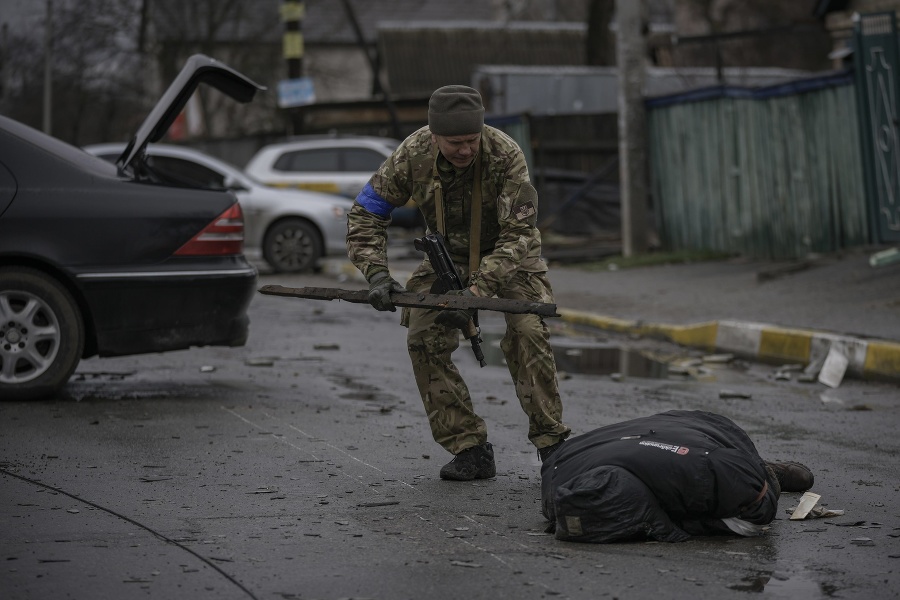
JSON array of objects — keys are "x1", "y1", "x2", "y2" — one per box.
[{"x1": 175, "y1": 203, "x2": 244, "y2": 256}]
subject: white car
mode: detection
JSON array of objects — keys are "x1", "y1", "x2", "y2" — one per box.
[
  {"x1": 244, "y1": 135, "x2": 398, "y2": 197},
  {"x1": 84, "y1": 144, "x2": 352, "y2": 273},
  {"x1": 244, "y1": 135, "x2": 422, "y2": 229}
]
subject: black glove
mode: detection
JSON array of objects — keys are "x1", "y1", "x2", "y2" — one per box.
[
  {"x1": 434, "y1": 288, "x2": 476, "y2": 330},
  {"x1": 367, "y1": 271, "x2": 406, "y2": 312}
]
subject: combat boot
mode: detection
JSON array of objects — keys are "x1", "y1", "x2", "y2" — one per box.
[
  {"x1": 766, "y1": 460, "x2": 814, "y2": 493},
  {"x1": 439, "y1": 443, "x2": 496, "y2": 481}
]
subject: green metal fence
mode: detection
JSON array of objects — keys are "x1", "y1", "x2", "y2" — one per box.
[
  {"x1": 854, "y1": 11, "x2": 900, "y2": 244},
  {"x1": 647, "y1": 75, "x2": 868, "y2": 259}
]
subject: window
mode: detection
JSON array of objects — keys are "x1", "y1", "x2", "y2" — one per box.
[
  {"x1": 274, "y1": 149, "x2": 340, "y2": 173},
  {"x1": 151, "y1": 156, "x2": 225, "y2": 190},
  {"x1": 342, "y1": 148, "x2": 388, "y2": 172}
]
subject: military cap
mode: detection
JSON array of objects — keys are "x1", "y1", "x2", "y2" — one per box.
[{"x1": 428, "y1": 85, "x2": 484, "y2": 136}]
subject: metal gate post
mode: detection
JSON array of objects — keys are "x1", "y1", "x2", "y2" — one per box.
[{"x1": 854, "y1": 11, "x2": 900, "y2": 244}]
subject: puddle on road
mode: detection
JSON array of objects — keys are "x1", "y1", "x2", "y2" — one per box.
[
  {"x1": 480, "y1": 334, "x2": 671, "y2": 379},
  {"x1": 728, "y1": 570, "x2": 837, "y2": 597},
  {"x1": 553, "y1": 340, "x2": 669, "y2": 379}
]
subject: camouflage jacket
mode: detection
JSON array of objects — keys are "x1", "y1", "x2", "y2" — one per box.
[{"x1": 346, "y1": 125, "x2": 546, "y2": 298}]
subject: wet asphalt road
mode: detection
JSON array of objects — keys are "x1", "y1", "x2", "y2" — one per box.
[{"x1": 1, "y1": 268, "x2": 899, "y2": 600}]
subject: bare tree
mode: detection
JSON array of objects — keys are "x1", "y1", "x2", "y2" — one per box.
[
  {"x1": 1, "y1": 0, "x2": 147, "y2": 145},
  {"x1": 147, "y1": 0, "x2": 282, "y2": 138},
  {"x1": 1, "y1": 0, "x2": 283, "y2": 144}
]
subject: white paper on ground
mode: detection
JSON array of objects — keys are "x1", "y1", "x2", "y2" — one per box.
[
  {"x1": 790, "y1": 492, "x2": 822, "y2": 520},
  {"x1": 818, "y1": 347, "x2": 849, "y2": 388}
]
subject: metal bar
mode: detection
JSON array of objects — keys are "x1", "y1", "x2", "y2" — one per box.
[{"x1": 258, "y1": 285, "x2": 560, "y2": 317}]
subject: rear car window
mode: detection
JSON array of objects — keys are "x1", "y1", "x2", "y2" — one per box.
[
  {"x1": 274, "y1": 149, "x2": 340, "y2": 173},
  {"x1": 344, "y1": 148, "x2": 388, "y2": 172},
  {"x1": 150, "y1": 156, "x2": 227, "y2": 190}
]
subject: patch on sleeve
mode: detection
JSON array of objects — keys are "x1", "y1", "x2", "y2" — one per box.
[
  {"x1": 514, "y1": 201, "x2": 536, "y2": 221},
  {"x1": 510, "y1": 181, "x2": 538, "y2": 225}
]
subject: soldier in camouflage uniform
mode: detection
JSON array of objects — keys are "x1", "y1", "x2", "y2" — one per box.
[{"x1": 346, "y1": 85, "x2": 570, "y2": 480}]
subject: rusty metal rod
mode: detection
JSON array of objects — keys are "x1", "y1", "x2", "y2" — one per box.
[{"x1": 258, "y1": 285, "x2": 560, "y2": 318}]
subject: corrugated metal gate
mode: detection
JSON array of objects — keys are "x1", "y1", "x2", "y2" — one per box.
[
  {"x1": 647, "y1": 74, "x2": 868, "y2": 259},
  {"x1": 854, "y1": 11, "x2": 900, "y2": 244}
]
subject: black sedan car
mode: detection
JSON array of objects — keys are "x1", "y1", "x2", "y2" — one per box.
[{"x1": 0, "y1": 55, "x2": 264, "y2": 401}]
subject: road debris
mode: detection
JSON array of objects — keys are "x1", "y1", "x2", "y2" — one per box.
[
  {"x1": 818, "y1": 346, "x2": 849, "y2": 388},
  {"x1": 789, "y1": 492, "x2": 822, "y2": 520},
  {"x1": 449, "y1": 560, "x2": 482, "y2": 568},
  {"x1": 788, "y1": 505, "x2": 845, "y2": 519},
  {"x1": 719, "y1": 389, "x2": 752, "y2": 399},
  {"x1": 774, "y1": 363, "x2": 805, "y2": 381},
  {"x1": 869, "y1": 246, "x2": 900, "y2": 267},
  {"x1": 246, "y1": 357, "x2": 276, "y2": 367},
  {"x1": 703, "y1": 353, "x2": 734, "y2": 363}
]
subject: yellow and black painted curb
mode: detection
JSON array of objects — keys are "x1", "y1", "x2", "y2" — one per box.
[
  {"x1": 321, "y1": 260, "x2": 900, "y2": 382},
  {"x1": 558, "y1": 309, "x2": 900, "y2": 382}
]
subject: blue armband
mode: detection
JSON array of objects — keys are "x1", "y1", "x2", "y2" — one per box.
[{"x1": 356, "y1": 183, "x2": 395, "y2": 218}]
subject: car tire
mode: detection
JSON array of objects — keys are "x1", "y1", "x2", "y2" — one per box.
[
  {"x1": 262, "y1": 219, "x2": 323, "y2": 273},
  {"x1": 0, "y1": 268, "x2": 84, "y2": 401}
]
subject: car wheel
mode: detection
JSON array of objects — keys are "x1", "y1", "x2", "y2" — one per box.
[
  {"x1": 0, "y1": 268, "x2": 84, "y2": 400},
  {"x1": 262, "y1": 219, "x2": 323, "y2": 273}
]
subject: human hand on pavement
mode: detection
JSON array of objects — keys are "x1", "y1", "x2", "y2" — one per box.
[
  {"x1": 434, "y1": 288, "x2": 477, "y2": 330},
  {"x1": 367, "y1": 271, "x2": 406, "y2": 312}
]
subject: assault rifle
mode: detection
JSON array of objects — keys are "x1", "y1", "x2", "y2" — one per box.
[{"x1": 414, "y1": 232, "x2": 487, "y2": 367}]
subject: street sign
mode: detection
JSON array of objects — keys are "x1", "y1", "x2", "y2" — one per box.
[{"x1": 277, "y1": 77, "x2": 315, "y2": 108}]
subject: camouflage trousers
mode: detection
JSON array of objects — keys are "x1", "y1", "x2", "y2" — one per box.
[{"x1": 401, "y1": 261, "x2": 571, "y2": 455}]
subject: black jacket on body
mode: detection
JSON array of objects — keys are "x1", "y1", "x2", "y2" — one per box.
[{"x1": 540, "y1": 410, "x2": 779, "y2": 543}]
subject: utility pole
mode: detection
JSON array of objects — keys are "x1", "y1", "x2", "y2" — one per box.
[
  {"x1": 282, "y1": 0, "x2": 305, "y2": 133},
  {"x1": 43, "y1": 0, "x2": 53, "y2": 135},
  {"x1": 616, "y1": 0, "x2": 649, "y2": 256}
]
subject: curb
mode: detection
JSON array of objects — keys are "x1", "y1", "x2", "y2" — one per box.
[
  {"x1": 321, "y1": 259, "x2": 900, "y2": 383},
  {"x1": 558, "y1": 309, "x2": 900, "y2": 383}
]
